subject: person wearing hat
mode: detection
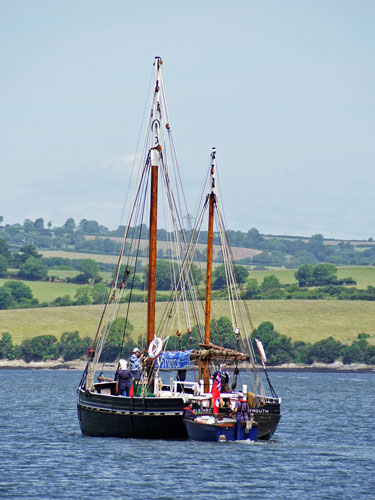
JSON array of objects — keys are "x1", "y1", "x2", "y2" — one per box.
[
  {"x1": 115, "y1": 359, "x2": 133, "y2": 396},
  {"x1": 129, "y1": 347, "x2": 142, "y2": 380},
  {"x1": 183, "y1": 401, "x2": 196, "y2": 421}
]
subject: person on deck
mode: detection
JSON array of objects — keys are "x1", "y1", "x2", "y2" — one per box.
[
  {"x1": 183, "y1": 401, "x2": 196, "y2": 421},
  {"x1": 212, "y1": 365, "x2": 230, "y2": 394},
  {"x1": 115, "y1": 359, "x2": 133, "y2": 397},
  {"x1": 231, "y1": 394, "x2": 250, "y2": 421},
  {"x1": 129, "y1": 347, "x2": 142, "y2": 380},
  {"x1": 220, "y1": 365, "x2": 231, "y2": 393}
]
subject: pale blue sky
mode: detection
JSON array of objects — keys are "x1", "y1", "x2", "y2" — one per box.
[{"x1": 1, "y1": 0, "x2": 374, "y2": 239}]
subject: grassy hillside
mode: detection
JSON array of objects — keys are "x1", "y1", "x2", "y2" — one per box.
[
  {"x1": 1, "y1": 300, "x2": 375, "y2": 346},
  {"x1": 41, "y1": 250, "x2": 120, "y2": 264}
]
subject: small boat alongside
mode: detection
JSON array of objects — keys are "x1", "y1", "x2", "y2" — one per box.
[
  {"x1": 184, "y1": 397, "x2": 258, "y2": 442},
  {"x1": 184, "y1": 416, "x2": 258, "y2": 443}
]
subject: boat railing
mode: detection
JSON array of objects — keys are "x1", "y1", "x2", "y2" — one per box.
[
  {"x1": 264, "y1": 396, "x2": 281, "y2": 404},
  {"x1": 169, "y1": 379, "x2": 200, "y2": 395},
  {"x1": 93, "y1": 380, "x2": 117, "y2": 395}
]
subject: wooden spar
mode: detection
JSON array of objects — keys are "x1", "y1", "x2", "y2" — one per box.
[
  {"x1": 202, "y1": 147, "x2": 217, "y2": 391},
  {"x1": 147, "y1": 57, "x2": 162, "y2": 348},
  {"x1": 147, "y1": 163, "x2": 158, "y2": 346},
  {"x1": 204, "y1": 193, "x2": 214, "y2": 343}
]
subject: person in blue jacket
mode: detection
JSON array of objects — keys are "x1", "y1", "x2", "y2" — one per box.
[{"x1": 129, "y1": 347, "x2": 142, "y2": 380}]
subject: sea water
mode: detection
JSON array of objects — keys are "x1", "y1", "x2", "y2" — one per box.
[{"x1": 1, "y1": 370, "x2": 374, "y2": 499}]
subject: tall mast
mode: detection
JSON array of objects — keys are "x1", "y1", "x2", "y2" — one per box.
[
  {"x1": 147, "y1": 56, "x2": 163, "y2": 347},
  {"x1": 204, "y1": 148, "x2": 216, "y2": 342},
  {"x1": 202, "y1": 147, "x2": 216, "y2": 391}
]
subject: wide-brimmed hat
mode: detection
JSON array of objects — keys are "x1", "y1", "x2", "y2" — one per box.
[{"x1": 119, "y1": 359, "x2": 128, "y2": 370}]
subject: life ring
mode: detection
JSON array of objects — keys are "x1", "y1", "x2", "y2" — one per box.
[{"x1": 148, "y1": 337, "x2": 163, "y2": 359}]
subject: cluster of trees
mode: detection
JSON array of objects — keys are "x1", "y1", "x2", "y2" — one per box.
[
  {"x1": 211, "y1": 264, "x2": 249, "y2": 289},
  {"x1": 294, "y1": 263, "x2": 355, "y2": 287},
  {"x1": 0, "y1": 240, "x2": 48, "y2": 280},
  {"x1": 252, "y1": 322, "x2": 375, "y2": 366},
  {"x1": 163, "y1": 316, "x2": 243, "y2": 352},
  {"x1": 0, "y1": 317, "x2": 136, "y2": 362},
  {"x1": 0, "y1": 281, "x2": 39, "y2": 309},
  {"x1": 0, "y1": 331, "x2": 91, "y2": 362}
]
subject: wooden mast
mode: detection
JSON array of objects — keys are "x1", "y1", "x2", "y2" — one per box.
[
  {"x1": 201, "y1": 147, "x2": 217, "y2": 392},
  {"x1": 147, "y1": 57, "x2": 163, "y2": 347}
]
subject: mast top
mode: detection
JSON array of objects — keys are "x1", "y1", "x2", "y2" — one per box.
[
  {"x1": 154, "y1": 56, "x2": 163, "y2": 68},
  {"x1": 210, "y1": 147, "x2": 216, "y2": 195}
]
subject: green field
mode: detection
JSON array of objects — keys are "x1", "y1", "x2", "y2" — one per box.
[
  {"x1": 336, "y1": 266, "x2": 375, "y2": 288},
  {"x1": 249, "y1": 269, "x2": 298, "y2": 284},
  {"x1": 0, "y1": 278, "x2": 85, "y2": 302},
  {"x1": 1, "y1": 299, "x2": 375, "y2": 346},
  {"x1": 249, "y1": 266, "x2": 375, "y2": 289},
  {"x1": 47, "y1": 269, "x2": 80, "y2": 280}
]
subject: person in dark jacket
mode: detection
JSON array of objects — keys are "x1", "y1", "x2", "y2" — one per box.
[
  {"x1": 212, "y1": 365, "x2": 230, "y2": 393},
  {"x1": 115, "y1": 359, "x2": 133, "y2": 396},
  {"x1": 183, "y1": 401, "x2": 196, "y2": 421}
]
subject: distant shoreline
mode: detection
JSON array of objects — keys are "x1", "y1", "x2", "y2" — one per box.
[{"x1": 0, "y1": 359, "x2": 374, "y2": 373}]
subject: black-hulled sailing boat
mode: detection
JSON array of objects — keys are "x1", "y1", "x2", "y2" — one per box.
[{"x1": 77, "y1": 57, "x2": 281, "y2": 440}]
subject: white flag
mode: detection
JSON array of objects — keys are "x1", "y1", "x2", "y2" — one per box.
[{"x1": 255, "y1": 338, "x2": 267, "y2": 363}]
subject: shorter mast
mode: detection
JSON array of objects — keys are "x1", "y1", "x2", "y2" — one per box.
[{"x1": 201, "y1": 147, "x2": 216, "y2": 392}]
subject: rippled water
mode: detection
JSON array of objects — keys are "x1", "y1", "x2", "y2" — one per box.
[{"x1": 1, "y1": 370, "x2": 374, "y2": 499}]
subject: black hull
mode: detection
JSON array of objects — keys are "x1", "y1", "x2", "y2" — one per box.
[
  {"x1": 249, "y1": 405, "x2": 281, "y2": 440},
  {"x1": 77, "y1": 389, "x2": 281, "y2": 440},
  {"x1": 77, "y1": 389, "x2": 187, "y2": 439}
]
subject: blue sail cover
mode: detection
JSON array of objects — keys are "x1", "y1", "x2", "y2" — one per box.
[{"x1": 156, "y1": 350, "x2": 193, "y2": 370}]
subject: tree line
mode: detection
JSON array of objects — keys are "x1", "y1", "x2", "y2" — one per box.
[
  {"x1": 3, "y1": 216, "x2": 375, "y2": 267},
  {"x1": 252, "y1": 322, "x2": 375, "y2": 366},
  {"x1": 178, "y1": 318, "x2": 375, "y2": 366},
  {"x1": 2, "y1": 317, "x2": 373, "y2": 366},
  {"x1": 0, "y1": 317, "x2": 136, "y2": 363}
]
